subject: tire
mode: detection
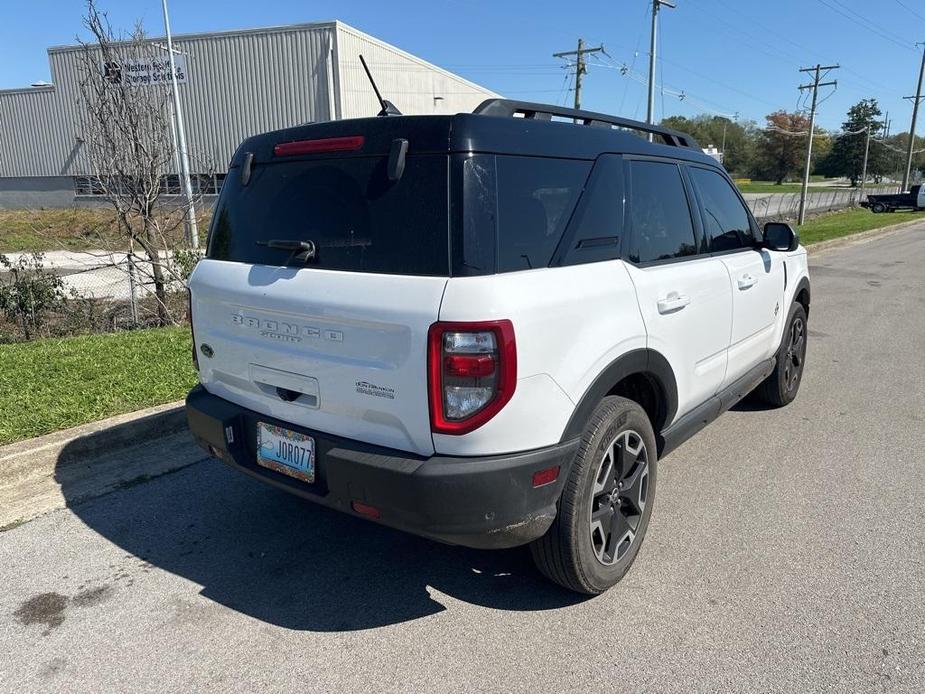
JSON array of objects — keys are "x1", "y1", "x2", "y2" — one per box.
[
  {"x1": 753, "y1": 303, "x2": 808, "y2": 407},
  {"x1": 530, "y1": 396, "x2": 657, "y2": 594},
  {"x1": 871, "y1": 203, "x2": 886, "y2": 213}
]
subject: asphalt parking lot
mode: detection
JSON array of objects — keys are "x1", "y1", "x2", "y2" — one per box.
[{"x1": 1, "y1": 226, "x2": 923, "y2": 693}]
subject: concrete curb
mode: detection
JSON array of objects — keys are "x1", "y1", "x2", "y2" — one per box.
[
  {"x1": 806, "y1": 217, "x2": 924, "y2": 255},
  {"x1": 0, "y1": 400, "x2": 187, "y2": 468},
  {"x1": 0, "y1": 401, "x2": 204, "y2": 531}
]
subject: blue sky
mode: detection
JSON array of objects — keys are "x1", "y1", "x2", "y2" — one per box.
[{"x1": 2, "y1": 0, "x2": 923, "y2": 132}]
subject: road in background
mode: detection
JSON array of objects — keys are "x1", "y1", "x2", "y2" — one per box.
[{"x1": 1, "y1": 226, "x2": 923, "y2": 693}]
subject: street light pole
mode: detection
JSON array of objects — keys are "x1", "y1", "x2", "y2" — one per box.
[
  {"x1": 646, "y1": 0, "x2": 675, "y2": 140},
  {"x1": 161, "y1": 0, "x2": 198, "y2": 249}
]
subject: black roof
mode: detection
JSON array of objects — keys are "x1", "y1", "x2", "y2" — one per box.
[{"x1": 231, "y1": 99, "x2": 720, "y2": 169}]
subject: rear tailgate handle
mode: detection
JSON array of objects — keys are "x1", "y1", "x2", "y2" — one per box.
[
  {"x1": 657, "y1": 292, "x2": 691, "y2": 314},
  {"x1": 737, "y1": 273, "x2": 757, "y2": 290},
  {"x1": 249, "y1": 364, "x2": 320, "y2": 408}
]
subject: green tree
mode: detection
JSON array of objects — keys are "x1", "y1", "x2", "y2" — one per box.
[
  {"x1": 660, "y1": 114, "x2": 756, "y2": 175},
  {"x1": 753, "y1": 111, "x2": 814, "y2": 184},
  {"x1": 817, "y1": 99, "x2": 885, "y2": 186}
]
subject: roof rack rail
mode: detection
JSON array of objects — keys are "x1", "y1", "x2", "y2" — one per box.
[{"x1": 472, "y1": 99, "x2": 701, "y2": 150}]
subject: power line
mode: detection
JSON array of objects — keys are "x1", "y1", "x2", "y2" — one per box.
[
  {"x1": 690, "y1": 0, "x2": 903, "y2": 98},
  {"x1": 619, "y1": 0, "x2": 651, "y2": 115},
  {"x1": 827, "y1": 0, "x2": 916, "y2": 47},
  {"x1": 893, "y1": 0, "x2": 925, "y2": 23},
  {"x1": 815, "y1": 0, "x2": 917, "y2": 53}
]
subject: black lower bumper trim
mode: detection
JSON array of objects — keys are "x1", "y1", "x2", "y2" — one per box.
[{"x1": 185, "y1": 385, "x2": 578, "y2": 549}]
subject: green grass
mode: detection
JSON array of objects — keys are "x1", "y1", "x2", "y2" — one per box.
[
  {"x1": 737, "y1": 181, "x2": 844, "y2": 194},
  {"x1": 0, "y1": 327, "x2": 197, "y2": 445},
  {"x1": 0, "y1": 208, "x2": 211, "y2": 253},
  {"x1": 0, "y1": 209, "x2": 123, "y2": 252},
  {"x1": 798, "y1": 207, "x2": 925, "y2": 245}
]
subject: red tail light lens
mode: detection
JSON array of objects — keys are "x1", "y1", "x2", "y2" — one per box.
[
  {"x1": 428, "y1": 320, "x2": 516, "y2": 435},
  {"x1": 273, "y1": 136, "x2": 364, "y2": 157}
]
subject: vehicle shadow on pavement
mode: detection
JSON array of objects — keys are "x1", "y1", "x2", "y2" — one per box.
[{"x1": 56, "y1": 452, "x2": 587, "y2": 631}]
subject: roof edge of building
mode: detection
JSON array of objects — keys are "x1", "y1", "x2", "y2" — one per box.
[
  {"x1": 45, "y1": 19, "x2": 339, "y2": 54},
  {"x1": 333, "y1": 20, "x2": 501, "y2": 99}
]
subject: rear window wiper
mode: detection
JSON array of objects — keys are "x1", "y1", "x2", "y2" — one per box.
[{"x1": 256, "y1": 239, "x2": 316, "y2": 262}]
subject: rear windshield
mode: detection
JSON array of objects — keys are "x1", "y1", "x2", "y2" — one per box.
[
  {"x1": 207, "y1": 155, "x2": 449, "y2": 276},
  {"x1": 207, "y1": 151, "x2": 596, "y2": 277}
]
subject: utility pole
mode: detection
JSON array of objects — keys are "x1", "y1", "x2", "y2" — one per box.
[
  {"x1": 902, "y1": 42, "x2": 925, "y2": 191},
  {"x1": 859, "y1": 122, "x2": 872, "y2": 199},
  {"x1": 797, "y1": 64, "x2": 839, "y2": 225},
  {"x1": 720, "y1": 111, "x2": 739, "y2": 163},
  {"x1": 646, "y1": 0, "x2": 676, "y2": 139},
  {"x1": 552, "y1": 38, "x2": 604, "y2": 110},
  {"x1": 161, "y1": 0, "x2": 199, "y2": 249}
]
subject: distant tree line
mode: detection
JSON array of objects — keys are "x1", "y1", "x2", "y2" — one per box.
[{"x1": 661, "y1": 98, "x2": 925, "y2": 185}]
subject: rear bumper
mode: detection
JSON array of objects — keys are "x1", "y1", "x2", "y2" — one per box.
[{"x1": 186, "y1": 385, "x2": 579, "y2": 549}]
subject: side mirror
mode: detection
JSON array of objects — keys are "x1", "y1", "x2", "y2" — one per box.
[{"x1": 763, "y1": 222, "x2": 799, "y2": 252}]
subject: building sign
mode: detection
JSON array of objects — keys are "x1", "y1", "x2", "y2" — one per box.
[{"x1": 102, "y1": 55, "x2": 189, "y2": 86}]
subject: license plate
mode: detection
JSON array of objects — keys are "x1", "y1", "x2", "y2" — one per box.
[{"x1": 256, "y1": 422, "x2": 315, "y2": 483}]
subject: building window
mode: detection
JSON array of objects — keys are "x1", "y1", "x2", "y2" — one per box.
[
  {"x1": 76, "y1": 174, "x2": 225, "y2": 197},
  {"x1": 74, "y1": 176, "x2": 104, "y2": 196}
]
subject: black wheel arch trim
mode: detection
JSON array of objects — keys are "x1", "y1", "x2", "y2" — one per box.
[
  {"x1": 560, "y1": 348, "x2": 678, "y2": 443},
  {"x1": 793, "y1": 276, "x2": 811, "y2": 313}
]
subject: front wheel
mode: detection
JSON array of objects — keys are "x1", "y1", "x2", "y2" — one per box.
[
  {"x1": 530, "y1": 396, "x2": 657, "y2": 594},
  {"x1": 753, "y1": 303, "x2": 807, "y2": 407},
  {"x1": 871, "y1": 202, "x2": 886, "y2": 213}
]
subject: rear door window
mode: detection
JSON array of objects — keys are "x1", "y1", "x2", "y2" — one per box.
[
  {"x1": 628, "y1": 160, "x2": 698, "y2": 263},
  {"x1": 207, "y1": 155, "x2": 449, "y2": 276},
  {"x1": 688, "y1": 166, "x2": 757, "y2": 252}
]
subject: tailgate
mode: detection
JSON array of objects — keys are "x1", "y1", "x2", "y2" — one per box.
[{"x1": 191, "y1": 259, "x2": 446, "y2": 455}]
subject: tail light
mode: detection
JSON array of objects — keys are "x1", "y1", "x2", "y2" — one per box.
[
  {"x1": 188, "y1": 289, "x2": 198, "y2": 370},
  {"x1": 428, "y1": 320, "x2": 516, "y2": 435}
]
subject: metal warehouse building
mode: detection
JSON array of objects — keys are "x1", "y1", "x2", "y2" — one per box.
[{"x1": 0, "y1": 20, "x2": 498, "y2": 209}]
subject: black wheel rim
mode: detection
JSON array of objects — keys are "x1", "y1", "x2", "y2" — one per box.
[
  {"x1": 782, "y1": 316, "x2": 806, "y2": 392},
  {"x1": 589, "y1": 430, "x2": 649, "y2": 566}
]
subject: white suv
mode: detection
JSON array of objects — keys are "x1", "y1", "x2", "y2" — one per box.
[{"x1": 186, "y1": 100, "x2": 810, "y2": 594}]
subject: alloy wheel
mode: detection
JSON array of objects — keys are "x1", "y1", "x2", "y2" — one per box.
[
  {"x1": 783, "y1": 316, "x2": 806, "y2": 392},
  {"x1": 589, "y1": 430, "x2": 649, "y2": 566}
]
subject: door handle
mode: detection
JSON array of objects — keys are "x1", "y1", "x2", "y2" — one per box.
[
  {"x1": 737, "y1": 273, "x2": 757, "y2": 290},
  {"x1": 657, "y1": 292, "x2": 691, "y2": 314}
]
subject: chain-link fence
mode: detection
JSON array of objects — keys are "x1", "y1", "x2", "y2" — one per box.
[
  {"x1": 745, "y1": 185, "x2": 901, "y2": 221},
  {"x1": 0, "y1": 249, "x2": 193, "y2": 341}
]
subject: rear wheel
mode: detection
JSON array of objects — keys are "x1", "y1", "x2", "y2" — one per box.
[
  {"x1": 530, "y1": 396, "x2": 657, "y2": 594},
  {"x1": 754, "y1": 303, "x2": 807, "y2": 407},
  {"x1": 871, "y1": 202, "x2": 886, "y2": 213}
]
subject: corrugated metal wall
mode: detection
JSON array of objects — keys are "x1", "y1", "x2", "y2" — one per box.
[
  {"x1": 0, "y1": 23, "x2": 336, "y2": 178},
  {"x1": 0, "y1": 87, "x2": 82, "y2": 177},
  {"x1": 335, "y1": 24, "x2": 498, "y2": 119},
  {"x1": 0, "y1": 21, "x2": 498, "y2": 180}
]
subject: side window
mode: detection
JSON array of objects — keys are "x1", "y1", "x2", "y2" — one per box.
[
  {"x1": 555, "y1": 154, "x2": 624, "y2": 267},
  {"x1": 495, "y1": 156, "x2": 591, "y2": 272},
  {"x1": 628, "y1": 160, "x2": 698, "y2": 263},
  {"x1": 688, "y1": 167, "x2": 756, "y2": 252}
]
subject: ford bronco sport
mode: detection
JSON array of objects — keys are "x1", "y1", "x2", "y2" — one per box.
[{"x1": 186, "y1": 99, "x2": 810, "y2": 594}]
